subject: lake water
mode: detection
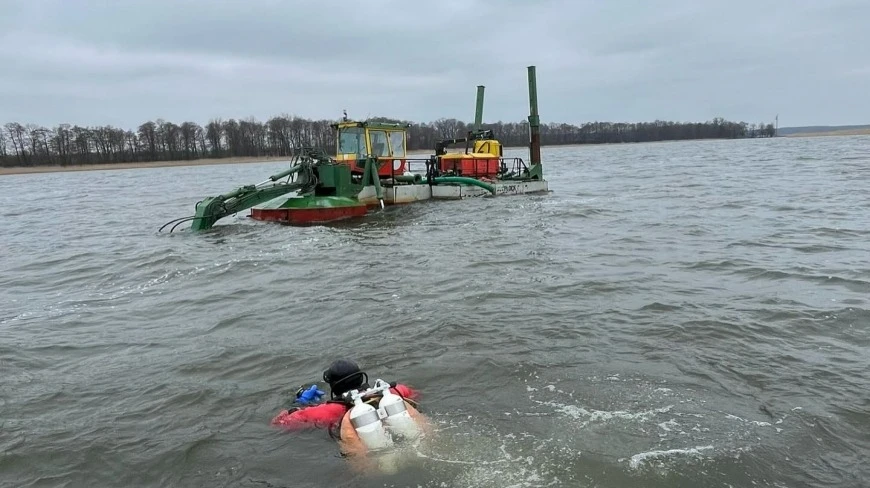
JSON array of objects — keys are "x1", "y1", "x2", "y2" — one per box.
[{"x1": 1, "y1": 136, "x2": 868, "y2": 487}]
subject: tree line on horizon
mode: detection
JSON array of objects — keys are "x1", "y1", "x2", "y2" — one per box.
[{"x1": 0, "y1": 115, "x2": 776, "y2": 168}]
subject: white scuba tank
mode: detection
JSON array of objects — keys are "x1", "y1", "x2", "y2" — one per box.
[
  {"x1": 377, "y1": 383, "x2": 420, "y2": 440},
  {"x1": 348, "y1": 394, "x2": 393, "y2": 451}
]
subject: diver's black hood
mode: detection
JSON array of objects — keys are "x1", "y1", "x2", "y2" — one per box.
[{"x1": 323, "y1": 359, "x2": 367, "y2": 398}]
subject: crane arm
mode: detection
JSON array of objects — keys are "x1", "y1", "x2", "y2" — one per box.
[
  {"x1": 189, "y1": 180, "x2": 309, "y2": 231},
  {"x1": 158, "y1": 147, "x2": 335, "y2": 232}
]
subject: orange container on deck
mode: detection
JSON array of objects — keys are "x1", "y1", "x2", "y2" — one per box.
[{"x1": 439, "y1": 154, "x2": 499, "y2": 177}]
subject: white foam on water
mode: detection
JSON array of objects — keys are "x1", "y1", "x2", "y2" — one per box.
[
  {"x1": 407, "y1": 374, "x2": 805, "y2": 486},
  {"x1": 625, "y1": 445, "x2": 715, "y2": 469},
  {"x1": 725, "y1": 413, "x2": 773, "y2": 427},
  {"x1": 536, "y1": 400, "x2": 675, "y2": 429},
  {"x1": 408, "y1": 415, "x2": 582, "y2": 487},
  {"x1": 657, "y1": 418, "x2": 680, "y2": 432}
]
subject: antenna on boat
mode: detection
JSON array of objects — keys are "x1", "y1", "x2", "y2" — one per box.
[{"x1": 342, "y1": 109, "x2": 348, "y2": 122}]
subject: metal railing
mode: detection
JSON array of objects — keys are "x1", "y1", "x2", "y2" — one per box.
[
  {"x1": 380, "y1": 156, "x2": 531, "y2": 182},
  {"x1": 498, "y1": 157, "x2": 530, "y2": 179}
]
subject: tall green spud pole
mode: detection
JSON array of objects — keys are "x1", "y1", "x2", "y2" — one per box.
[
  {"x1": 527, "y1": 66, "x2": 541, "y2": 167},
  {"x1": 474, "y1": 85, "x2": 485, "y2": 132}
]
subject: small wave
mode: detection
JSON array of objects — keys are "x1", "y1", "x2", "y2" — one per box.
[
  {"x1": 791, "y1": 244, "x2": 851, "y2": 253},
  {"x1": 733, "y1": 267, "x2": 870, "y2": 292},
  {"x1": 624, "y1": 445, "x2": 715, "y2": 469},
  {"x1": 725, "y1": 240, "x2": 782, "y2": 249},
  {"x1": 808, "y1": 226, "x2": 870, "y2": 238},
  {"x1": 638, "y1": 302, "x2": 681, "y2": 312},
  {"x1": 680, "y1": 259, "x2": 752, "y2": 270}
]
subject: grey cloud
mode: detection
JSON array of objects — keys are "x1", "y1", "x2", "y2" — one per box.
[{"x1": 1, "y1": 0, "x2": 868, "y2": 128}]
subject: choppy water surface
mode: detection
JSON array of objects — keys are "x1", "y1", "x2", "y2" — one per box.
[{"x1": 2, "y1": 136, "x2": 869, "y2": 488}]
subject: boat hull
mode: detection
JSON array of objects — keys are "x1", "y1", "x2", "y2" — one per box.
[{"x1": 250, "y1": 196, "x2": 368, "y2": 225}]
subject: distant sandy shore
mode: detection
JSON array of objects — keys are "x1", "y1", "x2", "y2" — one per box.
[{"x1": 786, "y1": 128, "x2": 870, "y2": 138}]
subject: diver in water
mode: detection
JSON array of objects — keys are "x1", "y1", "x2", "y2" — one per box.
[{"x1": 271, "y1": 359, "x2": 426, "y2": 457}]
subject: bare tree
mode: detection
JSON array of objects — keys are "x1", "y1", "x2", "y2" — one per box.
[
  {"x1": 138, "y1": 121, "x2": 157, "y2": 161},
  {"x1": 5, "y1": 123, "x2": 29, "y2": 165},
  {"x1": 0, "y1": 127, "x2": 7, "y2": 163},
  {"x1": 205, "y1": 118, "x2": 223, "y2": 157}
]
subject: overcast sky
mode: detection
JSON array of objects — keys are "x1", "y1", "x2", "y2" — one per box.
[{"x1": 2, "y1": 0, "x2": 868, "y2": 129}]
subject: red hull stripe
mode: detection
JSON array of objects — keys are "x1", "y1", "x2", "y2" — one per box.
[{"x1": 251, "y1": 206, "x2": 368, "y2": 224}]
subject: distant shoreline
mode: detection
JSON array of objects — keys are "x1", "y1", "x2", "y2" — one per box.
[
  {"x1": 784, "y1": 128, "x2": 870, "y2": 138},
  {"x1": 1, "y1": 132, "x2": 866, "y2": 176}
]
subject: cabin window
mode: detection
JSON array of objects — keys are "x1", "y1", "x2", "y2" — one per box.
[
  {"x1": 388, "y1": 131, "x2": 405, "y2": 158},
  {"x1": 338, "y1": 127, "x2": 366, "y2": 157},
  {"x1": 369, "y1": 130, "x2": 390, "y2": 157}
]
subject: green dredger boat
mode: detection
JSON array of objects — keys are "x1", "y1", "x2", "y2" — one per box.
[{"x1": 160, "y1": 66, "x2": 548, "y2": 233}]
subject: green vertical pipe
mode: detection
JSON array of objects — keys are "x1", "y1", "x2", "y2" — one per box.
[
  {"x1": 363, "y1": 157, "x2": 384, "y2": 203},
  {"x1": 527, "y1": 66, "x2": 541, "y2": 167},
  {"x1": 372, "y1": 166, "x2": 384, "y2": 204},
  {"x1": 474, "y1": 85, "x2": 485, "y2": 132},
  {"x1": 361, "y1": 156, "x2": 372, "y2": 190}
]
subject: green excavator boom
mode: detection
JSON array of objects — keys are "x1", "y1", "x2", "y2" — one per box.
[
  {"x1": 159, "y1": 148, "x2": 338, "y2": 232},
  {"x1": 190, "y1": 180, "x2": 307, "y2": 231}
]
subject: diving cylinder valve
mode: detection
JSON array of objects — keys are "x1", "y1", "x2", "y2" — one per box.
[
  {"x1": 375, "y1": 380, "x2": 420, "y2": 440},
  {"x1": 348, "y1": 393, "x2": 393, "y2": 451}
]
